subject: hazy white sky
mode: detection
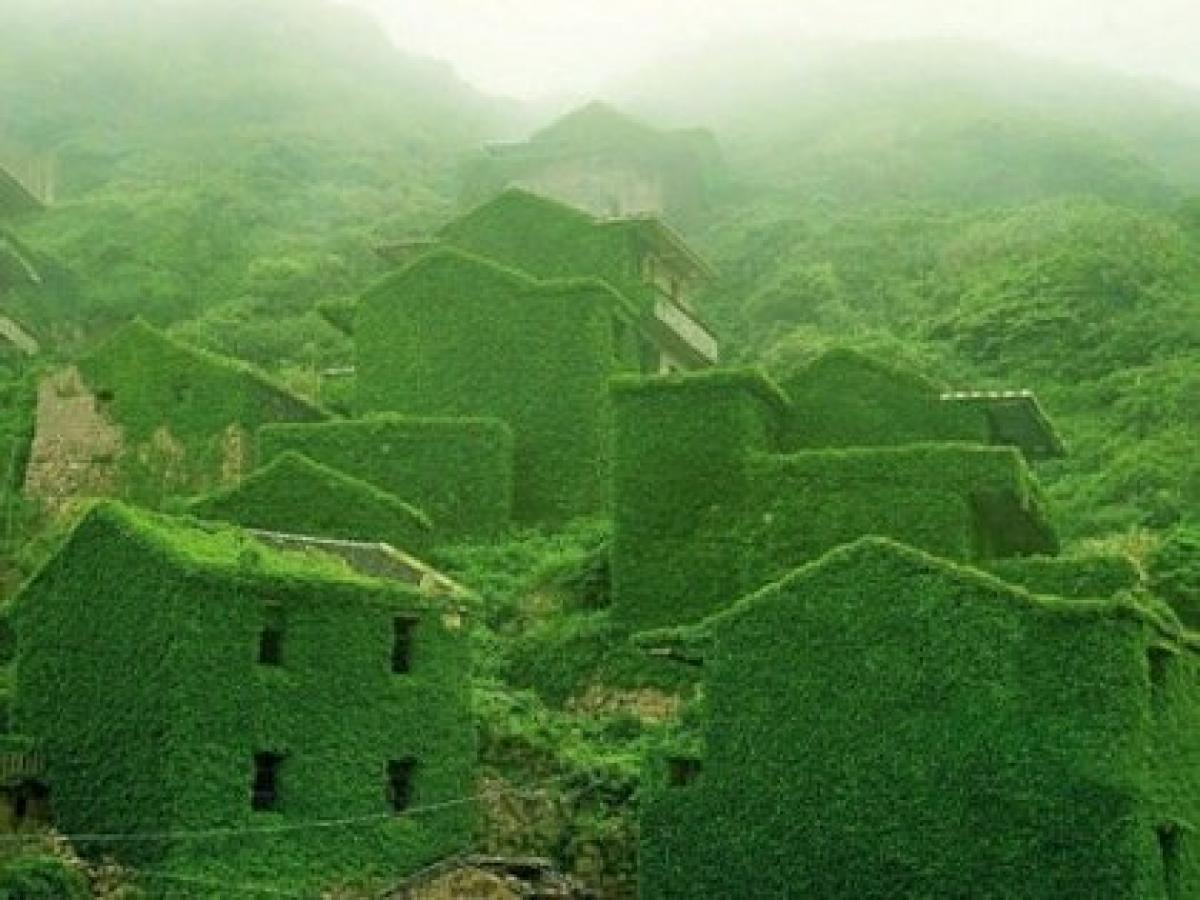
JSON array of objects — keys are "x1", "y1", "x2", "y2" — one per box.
[{"x1": 340, "y1": 0, "x2": 1199, "y2": 99}]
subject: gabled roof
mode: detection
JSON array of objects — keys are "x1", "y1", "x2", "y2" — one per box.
[
  {"x1": 78, "y1": 318, "x2": 328, "y2": 429},
  {"x1": 19, "y1": 502, "x2": 412, "y2": 595},
  {"x1": 364, "y1": 245, "x2": 636, "y2": 319},
  {"x1": 189, "y1": 451, "x2": 433, "y2": 549},
  {"x1": 438, "y1": 187, "x2": 596, "y2": 241},
  {"x1": 637, "y1": 536, "x2": 1175, "y2": 662},
  {"x1": 439, "y1": 188, "x2": 715, "y2": 283}
]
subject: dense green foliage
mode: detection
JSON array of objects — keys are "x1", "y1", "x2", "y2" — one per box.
[
  {"x1": 611, "y1": 369, "x2": 1056, "y2": 628},
  {"x1": 1147, "y1": 526, "x2": 1200, "y2": 627},
  {"x1": 0, "y1": 856, "x2": 87, "y2": 900},
  {"x1": 0, "y1": 1, "x2": 1196, "y2": 893},
  {"x1": 11, "y1": 503, "x2": 473, "y2": 893},
  {"x1": 640, "y1": 538, "x2": 1198, "y2": 899},
  {"x1": 358, "y1": 249, "x2": 633, "y2": 523},
  {"x1": 435, "y1": 523, "x2": 696, "y2": 899},
  {"x1": 0, "y1": 0, "x2": 503, "y2": 355},
  {"x1": 188, "y1": 451, "x2": 433, "y2": 556},
  {"x1": 259, "y1": 416, "x2": 514, "y2": 541},
  {"x1": 982, "y1": 553, "x2": 1141, "y2": 599}
]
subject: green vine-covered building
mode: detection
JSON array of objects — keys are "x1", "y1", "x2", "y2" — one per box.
[
  {"x1": 609, "y1": 361, "x2": 1065, "y2": 630},
  {"x1": 8, "y1": 502, "x2": 474, "y2": 889},
  {"x1": 638, "y1": 538, "x2": 1198, "y2": 899},
  {"x1": 328, "y1": 188, "x2": 723, "y2": 527}
]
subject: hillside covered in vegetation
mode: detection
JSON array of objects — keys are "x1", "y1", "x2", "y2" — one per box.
[{"x1": 0, "y1": 2, "x2": 1197, "y2": 897}]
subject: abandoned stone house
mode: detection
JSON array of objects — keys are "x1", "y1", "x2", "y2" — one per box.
[
  {"x1": 638, "y1": 537, "x2": 1197, "y2": 899},
  {"x1": 23, "y1": 319, "x2": 327, "y2": 510},
  {"x1": 461, "y1": 101, "x2": 723, "y2": 222},
  {"x1": 6, "y1": 501, "x2": 474, "y2": 881}
]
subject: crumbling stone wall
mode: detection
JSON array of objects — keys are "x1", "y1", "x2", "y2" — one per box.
[{"x1": 23, "y1": 368, "x2": 122, "y2": 512}]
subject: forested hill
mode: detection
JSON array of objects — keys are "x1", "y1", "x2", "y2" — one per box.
[
  {"x1": 612, "y1": 40, "x2": 1199, "y2": 539},
  {"x1": 1, "y1": 5, "x2": 1195, "y2": 540},
  {"x1": 0, "y1": 0, "x2": 506, "y2": 369},
  {"x1": 619, "y1": 39, "x2": 1200, "y2": 202}
]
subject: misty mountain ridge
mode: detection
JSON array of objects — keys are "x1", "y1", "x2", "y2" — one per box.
[{"x1": 613, "y1": 37, "x2": 1200, "y2": 204}]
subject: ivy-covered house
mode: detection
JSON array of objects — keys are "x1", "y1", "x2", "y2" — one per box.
[
  {"x1": 638, "y1": 537, "x2": 1199, "y2": 899},
  {"x1": 381, "y1": 188, "x2": 719, "y2": 373},
  {"x1": 610, "y1": 365, "x2": 1062, "y2": 628},
  {"x1": 344, "y1": 190, "x2": 720, "y2": 527},
  {"x1": 460, "y1": 101, "x2": 724, "y2": 223},
  {"x1": 355, "y1": 248, "x2": 636, "y2": 524},
  {"x1": 8, "y1": 502, "x2": 474, "y2": 889},
  {"x1": 23, "y1": 319, "x2": 327, "y2": 510}
]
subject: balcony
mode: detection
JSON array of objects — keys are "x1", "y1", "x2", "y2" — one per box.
[{"x1": 652, "y1": 296, "x2": 719, "y2": 366}]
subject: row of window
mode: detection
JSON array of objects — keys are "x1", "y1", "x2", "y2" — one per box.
[
  {"x1": 257, "y1": 615, "x2": 417, "y2": 674},
  {"x1": 251, "y1": 752, "x2": 416, "y2": 814}
]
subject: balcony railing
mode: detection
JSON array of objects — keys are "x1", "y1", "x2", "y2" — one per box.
[{"x1": 652, "y1": 296, "x2": 719, "y2": 364}]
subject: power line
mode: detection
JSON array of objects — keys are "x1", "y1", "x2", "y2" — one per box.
[{"x1": 0, "y1": 775, "x2": 577, "y2": 846}]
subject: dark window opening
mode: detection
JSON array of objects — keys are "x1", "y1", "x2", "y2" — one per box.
[
  {"x1": 7, "y1": 781, "x2": 49, "y2": 824},
  {"x1": 392, "y1": 618, "x2": 416, "y2": 674},
  {"x1": 258, "y1": 608, "x2": 284, "y2": 666},
  {"x1": 667, "y1": 757, "x2": 701, "y2": 788},
  {"x1": 1159, "y1": 823, "x2": 1181, "y2": 900},
  {"x1": 251, "y1": 752, "x2": 284, "y2": 812},
  {"x1": 387, "y1": 758, "x2": 416, "y2": 813}
]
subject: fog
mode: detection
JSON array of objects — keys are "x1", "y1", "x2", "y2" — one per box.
[{"x1": 340, "y1": 0, "x2": 1199, "y2": 100}]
